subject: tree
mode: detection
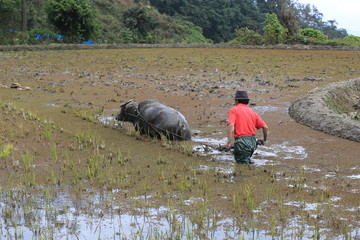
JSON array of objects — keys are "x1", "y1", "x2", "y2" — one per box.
[
  {"x1": 122, "y1": 7, "x2": 158, "y2": 42},
  {"x1": 322, "y1": 20, "x2": 347, "y2": 39},
  {"x1": 21, "y1": 0, "x2": 28, "y2": 32},
  {"x1": 279, "y1": 0, "x2": 298, "y2": 36},
  {"x1": 46, "y1": 0, "x2": 99, "y2": 42},
  {"x1": 295, "y1": 3, "x2": 324, "y2": 30},
  {"x1": 149, "y1": 0, "x2": 263, "y2": 43},
  {"x1": 294, "y1": 3, "x2": 347, "y2": 39},
  {"x1": 0, "y1": 0, "x2": 21, "y2": 30},
  {"x1": 263, "y1": 13, "x2": 287, "y2": 44}
]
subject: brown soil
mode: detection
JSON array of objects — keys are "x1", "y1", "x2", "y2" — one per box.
[{"x1": 1, "y1": 47, "x2": 360, "y2": 238}]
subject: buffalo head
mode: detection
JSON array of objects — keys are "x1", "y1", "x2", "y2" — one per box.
[{"x1": 116, "y1": 100, "x2": 139, "y2": 123}]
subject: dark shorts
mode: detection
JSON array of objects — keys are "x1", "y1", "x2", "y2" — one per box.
[{"x1": 233, "y1": 136, "x2": 257, "y2": 164}]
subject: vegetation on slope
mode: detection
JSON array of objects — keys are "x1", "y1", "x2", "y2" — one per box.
[{"x1": 0, "y1": 0, "x2": 359, "y2": 46}]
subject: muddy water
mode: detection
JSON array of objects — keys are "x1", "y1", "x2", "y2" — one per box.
[{"x1": 0, "y1": 48, "x2": 360, "y2": 239}]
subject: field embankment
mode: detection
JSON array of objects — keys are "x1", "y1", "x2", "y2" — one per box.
[
  {"x1": 1, "y1": 43, "x2": 360, "y2": 52},
  {"x1": 289, "y1": 78, "x2": 360, "y2": 142}
]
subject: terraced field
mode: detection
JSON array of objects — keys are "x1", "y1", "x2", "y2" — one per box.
[{"x1": 0, "y1": 47, "x2": 359, "y2": 239}]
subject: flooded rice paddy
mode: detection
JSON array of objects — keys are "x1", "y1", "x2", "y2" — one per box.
[{"x1": 0, "y1": 47, "x2": 360, "y2": 239}]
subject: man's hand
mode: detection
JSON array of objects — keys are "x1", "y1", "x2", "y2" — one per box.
[{"x1": 225, "y1": 142, "x2": 232, "y2": 149}]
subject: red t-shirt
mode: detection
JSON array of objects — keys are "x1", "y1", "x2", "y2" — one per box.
[{"x1": 228, "y1": 104, "x2": 266, "y2": 138}]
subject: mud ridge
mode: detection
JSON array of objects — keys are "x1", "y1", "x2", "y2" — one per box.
[
  {"x1": 289, "y1": 78, "x2": 360, "y2": 142},
  {"x1": 1, "y1": 43, "x2": 360, "y2": 52}
]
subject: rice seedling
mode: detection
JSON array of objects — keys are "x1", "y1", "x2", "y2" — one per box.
[
  {"x1": 199, "y1": 179, "x2": 208, "y2": 196},
  {"x1": 142, "y1": 177, "x2": 150, "y2": 197},
  {"x1": 160, "y1": 134, "x2": 168, "y2": 147},
  {"x1": 0, "y1": 143, "x2": 13, "y2": 159},
  {"x1": 25, "y1": 170, "x2": 36, "y2": 187},
  {"x1": 243, "y1": 184, "x2": 255, "y2": 214},
  {"x1": 74, "y1": 130, "x2": 105, "y2": 150},
  {"x1": 50, "y1": 170, "x2": 58, "y2": 185},
  {"x1": 321, "y1": 188, "x2": 332, "y2": 201},
  {"x1": 87, "y1": 153, "x2": 100, "y2": 182},
  {"x1": 157, "y1": 155, "x2": 168, "y2": 165},
  {"x1": 271, "y1": 216, "x2": 278, "y2": 238},
  {"x1": 74, "y1": 131, "x2": 87, "y2": 145},
  {"x1": 21, "y1": 151, "x2": 34, "y2": 172},
  {"x1": 9, "y1": 130, "x2": 15, "y2": 141},
  {"x1": 118, "y1": 167, "x2": 128, "y2": 183},
  {"x1": 51, "y1": 143, "x2": 58, "y2": 162},
  {"x1": 68, "y1": 158, "x2": 80, "y2": 185},
  {"x1": 117, "y1": 152, "x2": 125, "y2": 167},
  {"x1": 43, "y1": 124, "x2": 53, "y2": 141},
  {"x1": 24, "y1": 111, "x2": 39, "y2": 121},
  {"x1": 123, "y1": 123, "x2": 139, "y2": 136},
  {"x1": 180, "y1": 141, "x2": 194, "y2": 156},
  {"x1": 232, "y1": 193, "x2": 243, "y2": 216},
  {"x1": 278, "y1": 199, "x2": 288, "y2": 222},
  {"x1": 74, "y1": 108, "x2": 103, "y2": 123}
]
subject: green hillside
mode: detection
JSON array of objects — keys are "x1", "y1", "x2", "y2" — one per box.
[{"x1": 1, "y1": 0, "x2": 359, "y2": 46}]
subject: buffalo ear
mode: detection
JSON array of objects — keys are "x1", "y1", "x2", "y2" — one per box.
[{"x1": 120, "y1": 99, "x2": 134, "y2": 107}]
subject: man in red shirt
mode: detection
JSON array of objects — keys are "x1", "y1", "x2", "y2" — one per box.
[{"x1": 225, "y1": 90, "x2": 268, "y2": 164}]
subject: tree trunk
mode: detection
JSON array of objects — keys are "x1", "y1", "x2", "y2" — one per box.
[
  {"x1": 279, "y1": 0, "x2": 299, "y2": 35},
  {"x1": 21, "y1": 0, "x2": 28, "y2": 32}
]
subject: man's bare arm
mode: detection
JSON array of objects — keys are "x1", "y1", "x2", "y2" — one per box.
[
  {"x1": 226, "y1": 123, "x2": 235, "y2": 148},
  {"x1": 262, "y1": 124, "x2": 268, "y2": 143}
]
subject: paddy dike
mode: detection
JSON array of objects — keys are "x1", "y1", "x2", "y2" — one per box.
[{"x1": 289, "y1": 78, "x2": 360, "y2": 142}]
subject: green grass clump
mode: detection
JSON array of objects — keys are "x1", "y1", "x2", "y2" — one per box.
[
  {"x1": 74, "y1": 108, "x2": 103, "y2": 123},
  {"x1": 0, "y1": 144, "x2": 14, "y2": 159},
  {"x1": 355, "y1": 114, "x2": 360, "y2": 121},
  {"x1": 325, "y1": 91, "x2": 353, "y2": 114}
]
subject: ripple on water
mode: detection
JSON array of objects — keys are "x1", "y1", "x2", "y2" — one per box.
[
  {"x1": 192, "y1": 134, "x2": 307, "y2": 165},
  {"x1": 348, "y1": 174, "x2": 360, "y2": 179},
  {"x1": 252, "y1": 105, "x2": 288, "y2": 114},
  {"x1": 46, "y1": 103, "x2": 61, "y2": 107},
  {"x1": 98, "y1": 115, "x2": 118, "y2": 127}
]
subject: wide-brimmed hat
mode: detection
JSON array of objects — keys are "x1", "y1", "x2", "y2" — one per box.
[{"x1": 234, "y1": 90, "x2": 249, "y2": 100}]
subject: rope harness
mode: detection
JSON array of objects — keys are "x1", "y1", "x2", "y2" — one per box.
[{"x1": 122, "y1": 110, "x2": 187, "y2": 140}]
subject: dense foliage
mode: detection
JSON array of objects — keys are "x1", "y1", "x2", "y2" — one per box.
[
  {"x1": 263, "y1": 13, "x2": 287, "y2": 44},
  {"x1": 149, "y1": 0, "x2": 265, "y2": 43},
  {"x1": 149, "y1": 0, "x2": 350, "y2": 43},
  {"x1": 46, "y1": 0, "x2": 100, "y2": 42},
  {"x1": 0, "y1": 0, "x2": 358, "y2": 46}
]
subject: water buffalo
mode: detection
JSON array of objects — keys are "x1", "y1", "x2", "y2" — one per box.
[{"x1": 116, "y1": 99, "x2": 191, "y2": 140}]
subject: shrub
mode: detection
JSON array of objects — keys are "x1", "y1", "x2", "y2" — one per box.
[
  {"x1": 263, "y1": 13, "x2": 287, "y2": 45},
  {"x1": 228, "y1": 27, "x2": 263, "y2": 45},
  {"x1": 342, "y1": 35, "x2": 360, "y2": 47},
  {"x1": 28, "y1": 28, "x2": 62, "y2": 44},
  {"x1": 0, "y1": 30, "x2": 17, "y2": 45},
  {"x1": 299, "y1": 28, "x2": 328, "y2": 44}
]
